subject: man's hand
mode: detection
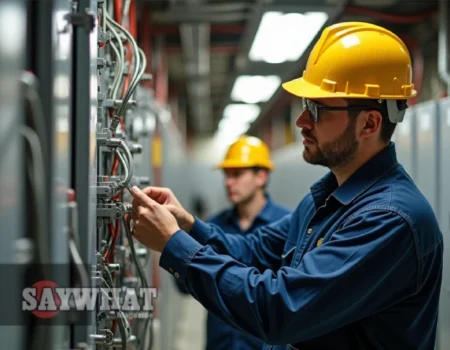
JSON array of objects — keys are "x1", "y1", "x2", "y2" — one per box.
[
  {"x1": 131, "y1": 186, "x2": 181, "y2": 253},
  {"x1": 134, "y1": 186, "x2": 195, "y2": 232}
]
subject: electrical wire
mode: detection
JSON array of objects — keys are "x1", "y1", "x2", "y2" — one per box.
[
  {"x1": 106, "y1": 18, "x2": 125, "y2": 100},
  {"x1": 118, "y1": 139, "x2": 133, "y2": 188},
  {"x1": 19, "y1": 126, "x2": 50, "y2": 269},
  {"x1": 105, "y1": 13, "x2": 142, "y2": 133},
  {"x1": 105, "y1": 11, "x2": 140, "y2": 109},
  {"x1": 68, "y1": 235, "x2": 90, "y2": 288},
  {"x1": 20, "y1": 73, "x2": 51, "y2": 350},
  {"x1": 122, "y1": 0, "x2": 131, "y2": 25},
  {"x1": 116, "y1": 150, "x2": 129, "y2": 187},
  {"x1": 107, "y1": 40, "x2": 123, "y2": 101},
  {"x1": 101, "y1": 268, "x2": 129, "y2": 350},
  {"x1": 123, "y1": 218, "x2": 153, "y2": 350},
  {"x1": 137, "y1": 47, "x2": 147, "y2": 84}
]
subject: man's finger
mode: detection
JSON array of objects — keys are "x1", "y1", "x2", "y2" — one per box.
[
  {"x1": 132, "y1": 186, "x2": 158, "y2": 207},
  {"x1": 137, "y1": 205, "x2": 147, "y2": 215},
  {"x1": 141, "y1": 186, "x2": 171, "y2": 203}
]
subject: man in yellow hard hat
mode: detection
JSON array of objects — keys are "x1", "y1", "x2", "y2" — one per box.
[
  {"x1": 176, "y1": 135, "x2": 291, "y2": 350},
  {"x1": 130, "y1": 22, "x2": 443, "y2": 350}
]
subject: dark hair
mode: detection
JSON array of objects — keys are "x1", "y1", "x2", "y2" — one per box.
[{"x1": 346, "y1": 98, "x2": 399, "y2": 143}]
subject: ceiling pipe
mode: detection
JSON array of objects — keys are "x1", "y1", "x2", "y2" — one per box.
[
  {"x1": 179, "y1": 0, "x2": 213, "y2": 133},
  {"x1": 152, "y1": 11, "x2": 248, "y2": 24}
]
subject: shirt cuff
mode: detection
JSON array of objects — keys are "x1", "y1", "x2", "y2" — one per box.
[
  {"x1": 159, "y1": 229, "x2": 204, "y2": 284},
  {"x1": 189, "y1": 216, "x2": 212, "y2": 245}
]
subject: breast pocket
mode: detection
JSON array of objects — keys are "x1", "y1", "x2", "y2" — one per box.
[{"x1": 281, "y1": 240, "x2": 296, "y2": 267}]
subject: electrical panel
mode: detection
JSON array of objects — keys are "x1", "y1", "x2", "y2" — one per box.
[
  {"x1": 3, "y1": 0, "x2": 165, "y2": 348},
  {"x1": 436, "y1": 98, "x2": 450, "y2": 350},
  {"x1": 414, "y1": 100, "x2": 439, "y2": 214},
  {"x1": 392, "y1": 108, "x2": 416, "y2": 178}
]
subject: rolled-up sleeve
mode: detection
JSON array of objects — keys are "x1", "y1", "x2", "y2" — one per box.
[{"x1": 160, "y1": 209, "x2": 418, "y2": 345}]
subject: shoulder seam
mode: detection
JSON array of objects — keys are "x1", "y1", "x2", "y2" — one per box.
[{"x1": 341, "y1": 206, "x2": 421, "y2": 293}]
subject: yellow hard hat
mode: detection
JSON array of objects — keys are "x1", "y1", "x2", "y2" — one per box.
[
  {"x1": 216, "y1": 135, "x2": 274, "y2": 171},
  {"x1": 282, "y1": 22, "x2": 417, "y2": 100}
]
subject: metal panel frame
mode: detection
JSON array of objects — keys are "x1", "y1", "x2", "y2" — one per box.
[
  {"x1": 0, "y1": 1, "x2": 27, "y2": 349},
  {"x1": 436, "y1": 97, "x2": 450, "y2": 350},
  {"x1": 393, "y1": 108, "x2": 416, "y2": 179},
  {"x1": 414, "y1": 100, "x2": 439, "y2": 213},
  {"x1": 72, "y1": 0, "x2": 98, "y2": 346},
  {"x1": 32, "y1": 0, "x2": 74, "y2": 347}
]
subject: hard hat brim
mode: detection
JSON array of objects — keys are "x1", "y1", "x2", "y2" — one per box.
[
  {"x1": 214, "y1": 160, "x2": 274, "y2": 171},
  {"x1": 282, "y1": 77, "x2": 417, "y2": 100}
]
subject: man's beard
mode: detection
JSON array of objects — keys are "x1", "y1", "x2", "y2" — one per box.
[{"x1": 302, "y1": 118, "x2": 358, "y2": 169}]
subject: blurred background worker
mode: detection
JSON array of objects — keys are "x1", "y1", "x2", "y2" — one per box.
[{"x1": 177, "y1": 135, "x2": 291, "y2": 350}]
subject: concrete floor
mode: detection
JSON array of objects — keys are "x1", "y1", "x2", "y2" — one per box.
[{"x1": 173, "y1": 295, "x2": 207, "y2": 350}]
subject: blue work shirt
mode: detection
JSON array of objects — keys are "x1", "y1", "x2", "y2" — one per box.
[
  {"x1": 175, "y1": 196, "x2": 291, "y2": 350},
  {"x1": 162, "y1": 142, "x2": 443, "y2": 350}
]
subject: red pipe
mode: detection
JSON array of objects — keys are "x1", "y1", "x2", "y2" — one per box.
[
  {"x1": 151, "y1": 24, "x2": 245, "y2": 35},
  {"x1": 344, "y1": 6, "x2": 438, "y2": 23},
  {"x1": 139, "y1": 2, "x2": 153, "y2": 90},
  {"x1": 114, "y1": 0, "x2": 122, "y2": 23}
]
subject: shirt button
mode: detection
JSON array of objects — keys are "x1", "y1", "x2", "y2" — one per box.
[
  {"x1": 307, "y1": 228, "x2": 313, "y2": 234},
  {"x1": 174, "y1": 272, "x2": 180, "y2": 279}
]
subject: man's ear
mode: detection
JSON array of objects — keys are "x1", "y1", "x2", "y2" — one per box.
[
  {"x1": 360, "y1": 110, "x2": 383, "y2": 138},
  {"x1": 256, "y1": 170, "x2": 268, "y2": 188}
]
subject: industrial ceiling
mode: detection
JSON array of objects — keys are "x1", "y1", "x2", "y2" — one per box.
[{"x1": 137, "y1": 0, "x2": 440, "y2": 139}]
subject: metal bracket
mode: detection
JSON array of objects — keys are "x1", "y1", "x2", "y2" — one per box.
[
  {"x1": 64, "y1": 8, "x2": 96, "y2": 33},
  {"x1": 103, "y1": 99, "x2": 137, "y2": 109},
  {"x1": 97, "y1": 130, "x2": 122, "y2": 148},
  {"x1": 96, "y1": 202, "x2": 127, "y2": 220},
  {"x1": 97, "y1": 26, "x2": 111, "y2": 45}
]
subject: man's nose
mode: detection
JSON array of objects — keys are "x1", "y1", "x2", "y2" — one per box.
[{"x1": 296, "y1": 109, "x2": 313, "y2": 130}]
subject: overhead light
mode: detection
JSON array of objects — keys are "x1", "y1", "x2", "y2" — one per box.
[
  {"x1": 231, "y1": 75, "x2": 281, "y2": 104},
  {"x1": 223, "y1": 103, "x2": 261, "y2": 124},
  {"x1": 218, "y1": 119, "x2": 250, "y2": 134},
  {"x1": 215, "y1": 103, "x2": 260, "y2": 142},
  {"x1": 216, "y1": 121, "x2": 250, "y2": 145},
  {"x1": 249, "y1": 11, "x2": 329, "y2": 64}
]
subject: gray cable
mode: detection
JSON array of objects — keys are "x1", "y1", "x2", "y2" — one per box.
[
  {"x1": 119, "y1": 139, "x2": 134, "y2": 185},
  {"x1": 68, "y1": 237, "x2": 90, "y2": 288},
  {"x1": 19, "y1": 126, "x2": 50, "y2": 269},
  {"x1": 107, "y1": 40, "x2": 122, "y2": 100},
  {"x1": 105, "y1": 12, "x2": 140, "y2": 111},
  {"x1": 106, "y1": 18, "x2": 125, "y2": 100},
  {"x1": 116, "y1": 150, "x2": 130, "y2": 187},
  {"x1": 123, "y1": 219, "x2": 153, "y2": 350},
  {"x1": 105, "y1": 13, "x2": 142, "y2": 134}
]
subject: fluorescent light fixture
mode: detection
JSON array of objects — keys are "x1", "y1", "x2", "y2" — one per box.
[
  {"x1": 216, "y1": 120, "x2": 250, "y2": 144},
  {"x1": 223, "y1": 103, "x2": 261, "y2": 124},
  {"x1": 218, "y1": 119, "x2": 250, "y2": 134},
  {"x1": 249, "y1": 11, "x2": 329, "y2": 64},
  {"x1": 215, "y1": 103, "x2": 261, "y2": 142},
  {"x1": 231, "y1": 75, "x2": 281, "y2": 104}
]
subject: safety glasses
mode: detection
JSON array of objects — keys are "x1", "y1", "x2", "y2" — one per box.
[{"x1": 302, "y1": 98, "x2": 380, "y2": 123}]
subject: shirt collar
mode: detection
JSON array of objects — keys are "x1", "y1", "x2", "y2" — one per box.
[
  {"x1": 310, "y1": 142, "x2": 399, "y2": 207},
  {"x1": 225, "y1": 193, "x2": 276, "y2": 224}
]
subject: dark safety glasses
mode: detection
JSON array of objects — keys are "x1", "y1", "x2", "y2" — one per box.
[{"x1": 302, "y1": 98, "x2": 381, "y2": 123}]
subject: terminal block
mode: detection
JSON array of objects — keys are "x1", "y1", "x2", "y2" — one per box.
[{"x1": 96, "y1": 202, "x2": 129, "y2": 223}]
